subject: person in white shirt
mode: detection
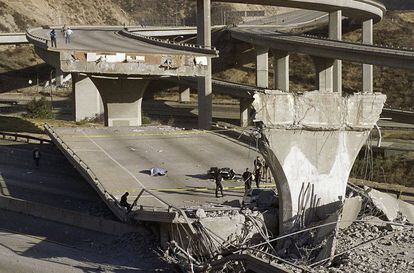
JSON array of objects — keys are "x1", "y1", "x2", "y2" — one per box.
[{"x1": 64, "y1": 27, "x2": 73, "y2": 44}]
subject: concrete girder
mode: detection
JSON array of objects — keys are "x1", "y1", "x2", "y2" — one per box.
[
  {"x1": 71, "y1": 73, "x2": 104, "y2": 122},
  {"x1": 329, "y1": 10, "x2": 342, "y2": 94},
  {"x1": 252, "y1": 90, "x2": 386, "y2": 233},
  {"x1": 91, "y1": 78, "x2": 149, "y2": 127},
  {"x1": 363, "y1": 19, "x2": 374, "y2": 93},
  {"x1": 197, "y1": 0, "x2": 213, "y2": 129},
  {"x1": 256, "y1": 46, "x2": 269, "y2": 88},
  {"x1": 178, "y1": 86, "x2": 191, "y2": 102},
  {"x1": 213, "y1": 0, "x2": 385, "y2": 23},
  {"x1": 272, "y1": 50, "x2": 289, "y2": 91},
  {"x1": 240, "y1": 98, "x2": 254, "y2": 127},
  {"x1": 229, "y1": 30, "x2": 414, "y2": 71},
  {"x1": 312, "y1": 57, "x2": 334, "y2": 92}
]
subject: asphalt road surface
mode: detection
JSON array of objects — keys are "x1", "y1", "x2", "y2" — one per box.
[
  {"x1": 30, "y1": 28, "x2": 206, "y2": 55},
  {"x1": 51, "y1": 126, "x2": 265, "y2": 211}
]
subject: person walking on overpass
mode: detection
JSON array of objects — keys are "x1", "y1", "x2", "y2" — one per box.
[
  {"x1": 64, "y1": 27, "x2": 73, "y2": 44},
  {"x1": 120, "y1": 192, "x2": 131, "y2": 211},
  {"x1": 50, "y1": 29, "x2": 57, "y2": 48},
  {"x1": 215, "y1": 171, "x2": 224, "y2": 198},
  {"x1": 242, "y1": 168, "x2": 253, "y2": 195},
  {"x1": 32, "y1": 148, "x2": 41, "y2": 167},
  {"x1": 254, "y1": 156, "x2": 263, "y2": 188}
]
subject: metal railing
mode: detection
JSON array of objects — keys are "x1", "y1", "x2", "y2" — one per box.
[
  {"x1": 120, "y1": 29, "x2": 219, "y2": 56},
  {"x1": 25, "y1": 27, "x2": 48, "y2": 48},
  {"x1": 0, "y1": 131, "x2": 52, "y2": 145}
]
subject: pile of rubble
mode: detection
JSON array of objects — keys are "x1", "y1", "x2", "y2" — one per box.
[{"x1": 162, "y1": 185, "x2": 413, "y2": 273}]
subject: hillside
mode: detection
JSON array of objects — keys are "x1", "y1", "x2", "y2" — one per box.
[
  {"x1": 380, "y1": 0, "x2": 414, "y2": 10},
  {"x1": 0, "y1": 0, "x2": 131, "y2": 32}
]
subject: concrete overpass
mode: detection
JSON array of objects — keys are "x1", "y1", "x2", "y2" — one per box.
[{"x1": 26, "y1": 26, "x2": 218, "y2": 127}]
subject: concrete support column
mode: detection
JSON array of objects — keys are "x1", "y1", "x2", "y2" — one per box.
[
  {"x1": 272, "y1": 50, "x2": 289, "y2": 91},
  {"x1": 240, "y1": 98, "x2": 253, "y2": 127},
  {"x1": 71, "y1": 73, "x2": 104, "y2": 122},
  {"x1": 313, "y1": 57, "x2": 334, "y2": 92},
  {"x1": 329, "y1": 10, "x2": 342, "y2": 94},
  {"x1": 55, "y1": 68, "x2": 64, "y2": 86},
  {"x1": 252, "y1": 91, "x2": 386, "y2": 234},
  {"x1": 197, "y1": 0, "x2": 212, "y2": 129},
  {"x1": 178, "y1": 86, "x2": 191, "y2": 103},
  {"x1": 363, "y1": 19, "x2": 374, "y2": 93},
  {"x1": 256, "y1": 46, "x2": 269, "y2": 88},
  {"x1": 91, "y1": 78, "x2": 149, "y2": 127}
]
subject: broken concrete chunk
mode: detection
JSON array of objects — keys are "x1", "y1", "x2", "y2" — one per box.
[
  {"x1": 195, "y1": 208, "x2": 206, "y2": 219},
  {"x1": 340, "y1": 196, "x2": 362, "y2": 229},
  {"x1": 366, "y1": 187, "x2": 414, "y2": 224}
]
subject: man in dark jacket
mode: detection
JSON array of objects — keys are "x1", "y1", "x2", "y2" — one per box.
[
  {"x1": 242, "y1": 168, "x2": 253, "y2": 194},
  {"x1": 50, "y1": 29, "x2": 57, "y2": 48},
  {"x1": 33, "y1": 148, "x2": 41, "y2": 167},
  {"x1": 215, "y1": 171, "x2": 224, "y2": 198},
  {"x1": 254, "y1": 156, "x2": 263, "y2": 188},
  {"x1": 120, "y1": 192, "x2": 131, "y2": 211}
]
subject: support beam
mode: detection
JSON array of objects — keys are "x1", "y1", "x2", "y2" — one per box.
[
  {"x1": 256, "y1": 46, "x2": 269, "y2": 88},
  {"x1": 272, "y1": 50, "x2": 289, "y2": 91},
  {"x1": 329, "y1": 10, "x2": 342, "y2": 94},
  {"x1": 55, "y1": 68, "x2": 64, "y2": 86},
  {"x1": 240, "y1": 98, "x2": 253, "y2": 128},
  {"x1": 178, "y1": 86, "x2": 191, "y2": 103},
  {"x1": 71, "y1": 73, "x2": 103, "y2": 122},
  {"x1": 313, "y1": 57, "x2": 334, "y2": 92},
  {"x1": 197, "y1": 0, "x2": 212, "y2": 129},
  {"x1": 363, "y1": 19, "x2": 374, "y2": 93},
  {"x1": 91, "y1": 78, "x2": 149, "y2": 127}
]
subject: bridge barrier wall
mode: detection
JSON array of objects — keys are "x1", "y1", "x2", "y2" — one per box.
[{"x1": 0, "y1": 195, "x2": 143, "y2": 236}]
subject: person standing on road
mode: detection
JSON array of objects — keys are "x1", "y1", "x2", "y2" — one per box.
[
  {"x1": 120, "y1": 192, "x2": 131, "y2": 211},
  {"x1": 64, "y1": 27, "x2": 73, "y2": 44},
  {"x1": 242, "y1": 168, "x2": 253, "y2": 194},
  {"x1": 50, "y1": 29, "x2": 57, "y2": 47},
  {"x1": 32, "y1": 148, "x2": 41, "y2": 167},
  {"x1": 254, "y1": 156, "x2": 263, "y2": 188},
  {"x1": 263, "y1": 160, "x2": 271, "y2": 183},
  {"x1": 215, "y1": 171, "x2": 224, "y2": 198}
]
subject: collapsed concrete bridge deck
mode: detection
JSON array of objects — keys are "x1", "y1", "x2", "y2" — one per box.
[{"x1": 45, "y1": 125, "x2": 262, "y2": 223}]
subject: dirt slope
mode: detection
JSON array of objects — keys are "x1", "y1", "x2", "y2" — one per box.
[{"x1": 0, "y1": 0, "x2": 131, "y2": 32}]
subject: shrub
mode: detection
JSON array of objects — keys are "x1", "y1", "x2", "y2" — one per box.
[{"x1": 25, "y1": 97, "x2": 53, "y2": 119}]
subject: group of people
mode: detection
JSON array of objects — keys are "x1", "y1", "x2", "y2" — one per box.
[
  {"x1": 49, "y1": 25, "x2": 73, "y2": 47},
  {"x1": 242, "y1": 156, "x2": 269, "y2": 193},
  {"x1": 213, "y1": 156, "x2": 271, "y2": 199}
]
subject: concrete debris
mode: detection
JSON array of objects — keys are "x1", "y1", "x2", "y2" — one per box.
[
  {"x1": 366, "y1": 187, "x2": 414, "y2": 224},
  {"x1": 164, "y1": 186, "x2": 413, "y2": 273},
  {"x1": 195, "y1": 208, "x2": 207, "y2": 219},
  {"x1": 339, "y1": 196, "x2": 362, "y2": 230}
]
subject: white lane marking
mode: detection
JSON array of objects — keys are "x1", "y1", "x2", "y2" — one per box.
[{"x1": 81, "y1": 130, "x2": 146, "y2": 189}]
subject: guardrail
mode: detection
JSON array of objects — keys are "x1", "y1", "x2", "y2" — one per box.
[
  {"x1": 120, "y1": 29, "x2": 219, "y2": 56},
  {"x1": 25, "y1": 27, "x2": 48, "y2": 48},
  {"x1": 0, "y1": 131, "x2": 52, "y2": 145}
]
